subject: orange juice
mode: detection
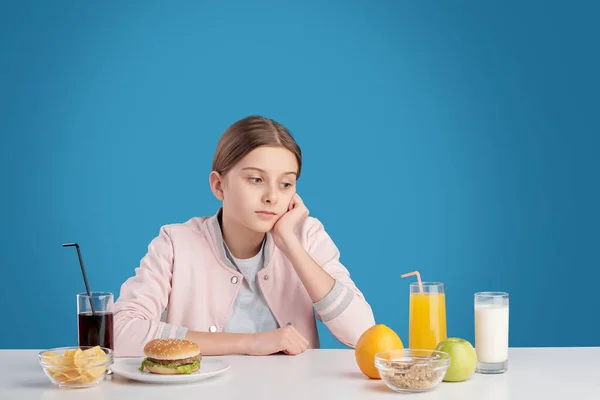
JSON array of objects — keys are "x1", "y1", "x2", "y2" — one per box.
[{"x1": 409, "y1": 284, "x2": 447, "y2": 350}]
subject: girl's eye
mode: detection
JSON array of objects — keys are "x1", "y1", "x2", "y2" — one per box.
[
  {"x1": 249, "y1": 177, "x2": 262, "y2": 183},
  {"x1": 280, "y1": 182, "x2": 293, "y2": 189}
]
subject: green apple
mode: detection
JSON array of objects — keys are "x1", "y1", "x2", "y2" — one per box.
[{"x1": 435, "y1": 338, "x2": 477, "y2": 382}]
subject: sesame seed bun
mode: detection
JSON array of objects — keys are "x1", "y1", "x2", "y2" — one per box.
[{"x1": 143, "y1": 338, "x2": 201, "y2": 360}]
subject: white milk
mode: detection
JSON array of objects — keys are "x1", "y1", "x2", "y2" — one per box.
[{"x1": 475, "y1": 304, "x2": 509, "y2": 363}]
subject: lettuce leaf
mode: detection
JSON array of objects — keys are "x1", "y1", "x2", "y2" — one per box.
[
  {"x1": 175, "y1": 362, "x2": 200, "y2": 374},
  {"x1": 139, "y1": 359, "x2": 200, "y2": 374}
]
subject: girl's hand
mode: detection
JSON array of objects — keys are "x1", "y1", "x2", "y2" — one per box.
[
  {"x1": 271, "y1": 194, "x2": 309, "y2": 249},
  {"x1": 245, "y1": 325, "x2": 309, "y2": 356}
]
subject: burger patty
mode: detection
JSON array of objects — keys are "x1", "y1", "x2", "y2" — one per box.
[{"x1": 146, "y1": 355, "x2": 201, "y2": 367}]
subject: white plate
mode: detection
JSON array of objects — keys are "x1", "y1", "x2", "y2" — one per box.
[{"x1": 111, "y1": 357, "x2": 230, "y2": 384}]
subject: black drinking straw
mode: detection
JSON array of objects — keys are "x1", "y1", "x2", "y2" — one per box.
[{"x1": 63, "y1": 242, "x2": 96, "y2": 315}]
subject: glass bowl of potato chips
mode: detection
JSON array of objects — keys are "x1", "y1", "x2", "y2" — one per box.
[{"x1": 38, "y1": 346, "x2": 113, "y2": 388}]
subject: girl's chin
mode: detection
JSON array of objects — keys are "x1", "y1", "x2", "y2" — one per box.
[
  {"x1": 247, "y1": 215, "x2": 279, "y2": 232},
  {"x1": 249, "y1": 222, "x2": 276, "y2": 233}
]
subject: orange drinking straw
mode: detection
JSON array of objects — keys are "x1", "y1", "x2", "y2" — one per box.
[{"x1": 401, "y1": 270, "x2": 423, "y2": 294}]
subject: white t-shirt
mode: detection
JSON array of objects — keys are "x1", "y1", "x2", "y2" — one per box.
[{"x1": 221, "y1": 241, "x2": 280, "y2": 334}]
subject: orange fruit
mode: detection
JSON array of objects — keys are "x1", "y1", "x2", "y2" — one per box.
[{"x1": 355, "y1": 324, "x2": 404, "y2": 379}]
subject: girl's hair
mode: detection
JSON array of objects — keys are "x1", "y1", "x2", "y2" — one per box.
[{"x1": 212, "y1": 115, "x2": 302, "y2": 178}]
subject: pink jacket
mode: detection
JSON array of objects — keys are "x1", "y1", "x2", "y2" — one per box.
[{"x1": 113, "y1": 210, "x2": 376, "y2": 357}]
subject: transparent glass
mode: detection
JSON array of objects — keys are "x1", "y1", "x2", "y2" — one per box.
[
  {"x1": 375, "y1": 349, "x2": 450, "y2": 392},
  {"x1": 77, "y1": 292, "x2": 114, "y2": 350},
  {"x1": 39, "y1": 346, "x2": 113, "y2": 388},
  {"x1": 474, "y1": 292, "x2": 509, "y2": 374},
  {"x1": 409, "y1": 282, "x2": 447, "y2": 350}
]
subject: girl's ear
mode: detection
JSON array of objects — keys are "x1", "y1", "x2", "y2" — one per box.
[{"x1": 209, "y1": 171, "x2": 225, "y2": 201}]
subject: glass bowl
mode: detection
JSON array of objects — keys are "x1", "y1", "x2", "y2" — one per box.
[
  {"x1": 374, "y1": 348, "x2": 450, "y2": 393},
  {"x1": 38, "y1": 346, "x2": 113, "y2": 389}
]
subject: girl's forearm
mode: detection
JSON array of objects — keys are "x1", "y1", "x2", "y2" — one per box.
[
  {"x1": 277, "y1": 236, "x2": 335, "y2": 303},
  {"x1": 184, "y1": 330, "x2": 251, "y2": 355}
]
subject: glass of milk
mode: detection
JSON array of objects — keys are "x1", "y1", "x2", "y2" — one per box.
[{"x1": 474, "y1": 292, "x2": 509, "y2": 374}]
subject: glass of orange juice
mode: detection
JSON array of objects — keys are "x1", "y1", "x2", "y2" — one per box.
[{"x1": 409, "y1": 282, "x2": 447, "y2": 350}]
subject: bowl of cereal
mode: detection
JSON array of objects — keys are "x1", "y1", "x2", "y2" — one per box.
[
  {"x1": 39, "y1": 346, "x2": 113, "y2": 389},
  {"x1": 374, "y1": 348, "x2": 450, "y2": 393}
]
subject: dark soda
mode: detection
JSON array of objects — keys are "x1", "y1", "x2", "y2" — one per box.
[{"x1": 78, "y1": 311, "x2": 114, "y2": 349}]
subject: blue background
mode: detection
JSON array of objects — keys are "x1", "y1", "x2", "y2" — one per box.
[{"x1": 1, "y1": 0, "x2": 599, "y2": 350}]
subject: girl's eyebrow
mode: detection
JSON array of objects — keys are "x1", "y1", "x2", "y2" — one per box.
[{"x1": 241, "y1": 167, "x2": 297, "y2": 176}]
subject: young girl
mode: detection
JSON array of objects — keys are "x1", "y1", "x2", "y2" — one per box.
[{"x1": 113, "y1": 115, "x2": 376, "y2": 357}]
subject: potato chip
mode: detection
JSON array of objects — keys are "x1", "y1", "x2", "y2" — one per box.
[
  {"x1": 77, "y1": 373, "x2": 93, "y2": 384},
  {"x1": 74, "y1": 346, "x2": 108, "y2": 368},
  {"x1": 73, "y1": 349, "x2": 87, "y2": 367},
  {"x1": 64, "y1": 349, "x2": 78, "y2": 358}
]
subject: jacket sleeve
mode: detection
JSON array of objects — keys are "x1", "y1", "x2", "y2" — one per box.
[
  {"x1": 113, "y1": 226, "x2": 188, "y2": 357},
  {"x1": 305, "y1": 218, "x2": 376, "y2": 348}
]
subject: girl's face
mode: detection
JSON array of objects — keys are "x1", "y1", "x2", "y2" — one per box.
[{"x1": 211, "y1": 146, "x2": 298, "y2": 233}]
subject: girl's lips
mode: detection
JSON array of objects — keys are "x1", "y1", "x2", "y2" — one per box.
[{"x1": 255, "y1": 211, "x2": 277, "y2": 218}]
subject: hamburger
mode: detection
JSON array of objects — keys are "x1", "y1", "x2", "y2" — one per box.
[{"x1": 139, "y1": 338, "x2": 202, "y2": 375}]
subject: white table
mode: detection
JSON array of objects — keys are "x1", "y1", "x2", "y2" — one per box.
[{"x1": 1, "y1": 348, "x2": 599, "y2": 399}]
